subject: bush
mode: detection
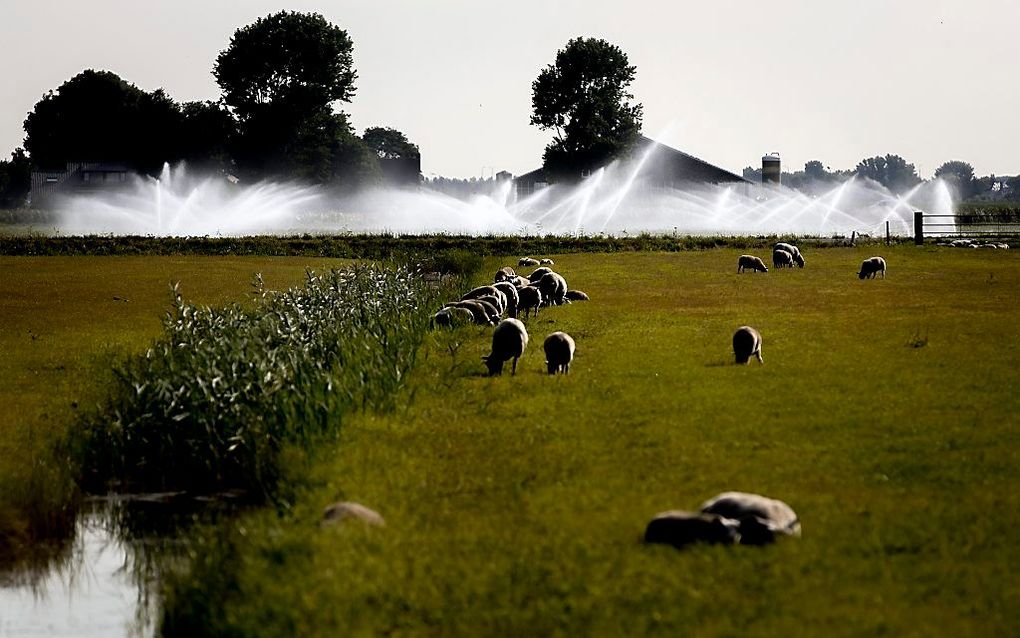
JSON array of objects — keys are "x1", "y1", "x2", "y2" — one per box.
[{"x1": 77, "y1": 264, "x2": 437, "y2": 496}]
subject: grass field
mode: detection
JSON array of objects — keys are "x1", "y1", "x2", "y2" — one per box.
[
  {"x1": 0, "y1": 256, "x2": 349, "y2": 563},
  {"x1": 157, "y1": 246, "x2": 1020, "y2": 636}
]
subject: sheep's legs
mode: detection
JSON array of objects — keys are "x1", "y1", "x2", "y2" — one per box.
[{"x1": 512, "y1": 357, "x2": 518, "y2": 375}]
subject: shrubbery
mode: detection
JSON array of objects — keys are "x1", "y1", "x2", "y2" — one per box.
[{"x1": 77, "y1": 264, "x2": 437, "y2": 496}]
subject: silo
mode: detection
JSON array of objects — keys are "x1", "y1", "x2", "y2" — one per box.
[{"x1": 762, "y1": 153, "x2": 781, "y2": 186}]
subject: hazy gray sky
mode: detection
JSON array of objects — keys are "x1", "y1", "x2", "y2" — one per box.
[{"x1": 1, "y1": 0, "x2": 1017, "y2": 178}]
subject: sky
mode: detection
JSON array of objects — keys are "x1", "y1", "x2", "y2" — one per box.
[{"x1": 1, "y1": 0, "x2": 1018, "y2": 179}]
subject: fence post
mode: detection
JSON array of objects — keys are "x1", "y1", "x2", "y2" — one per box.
[
  {"x1": 886, "y1": 221, "x2": 891, "y2": 245},
  {"x1": 914, "y1": 211, "x2": 924, "y2": 245}
]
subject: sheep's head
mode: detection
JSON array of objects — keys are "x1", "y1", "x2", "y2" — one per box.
[
  {"x1": 858, "y1": 271, "x2": 866, "y2": 279},
  {"x1": 481, "y1": 355, "x2": 503, "y2": 376},
  {"x1": 795, "y1": 254, "x2": 805, "y2": 268}
]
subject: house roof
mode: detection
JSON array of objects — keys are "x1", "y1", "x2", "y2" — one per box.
[{"x1": 514, "y1": 136, "x2": 749, "y2": 185}]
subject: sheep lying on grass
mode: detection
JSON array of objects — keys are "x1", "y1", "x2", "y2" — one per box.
[
  {"x1": 644, "y1": 492, "x2": 799, "y2": 548},
  {"x1": 774, "y1": 242, "x2": 805, "y2": 267},
  {"x1": 644, "y1": 511, "x2": 740, "y2": 547},
  {"x1": 518, "y1": 257, "x2": 540, "y2": 267},
  {"x1": 858, "y1": 256, "x2": 887, "y2": 279},
  {"x1": 540, "y1": 258, "x2": 555, "y2": 265},
  {"x1": 321, "y1": 502, "x2": 385, "y2": 527},
  {"x1": 699, "y1": 491, "x2": 801, "y2": 545},
  {"x1": 517, "y1": 286, "x2": 543, "y2": 318},
  {"x1": 482, "y1": 318, "x2": 529, "y2": 376},
  {"x1": 772, "y1": 248, "x2": 794, "y2": 269},
  {"x1": 543, "y1": 331, "x2": 575, "y2": 374},
  {"x1": 737, "y1": 255, "x2": 768, "y2": 273},
  {"x1": 733, "y1": 326, "x2": 763, "y2": 364},
  {"x1": 565, "y1": 290, "x2": 590, "y2": 302}
]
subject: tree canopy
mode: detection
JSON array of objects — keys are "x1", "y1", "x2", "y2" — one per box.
[
  {"x1": 213, "y1": 11, "x2": 371, "y2": 185},
  {"x1": 23, "y1": 69, "x2": 182, "y2": 172},
  {"x1": 531, "y1": 37, "x2": 643, "y2": 180},
  {"x1": 853, "y1": 154, "x2": 921, "y2": 194},
  {"x1": 363, "y1": 127, "x2": 420, "y2": 160},
  {"x1": 214, "y1": 11, "x2": 356, "y2": 122},
  {"x1": 934, "y1": 160, "x2": 977, "y2": 200},
  {"x1": 0, "y1": 148, "x2": 31, "y2": 207}
]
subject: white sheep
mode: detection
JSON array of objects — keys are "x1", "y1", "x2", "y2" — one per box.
[
  {"x1": 540, "y1": 258, "x2": 555, "y2": 265},
  {"x1": 565, "y1": 290, "x2": 590, "y2": 302},
  {"x1": 858, "y1": 256, "x2": 887, "y2": 279},
  {"x1": 737, "y1": 255, "x2": 769, "y2": 273},
  {"x1": 493, "y1": 281, "x2": 520, "y2": 318},
  {"x1": 517, "y1": 286, "x2": 543, "y2": 318},
  {"x1": 733, "y1": 325, "x2": 763, "y2": 364},
  {"x1": 774, "y1": 242, "x2": 805, "y2": 268},
  {"x1": 462, "y1": 285, "x2": 506, "y2": 314},
  {"x1": 699, "y1": 491, "x2": 800, "y2": 545},
  {"x1": 444, "y1": 300, "x2": 495, "y2": 325},
  {"x1": 543, "y1": 331, "x2": 575, "y2": 374},
  {"x1": 321, "y1": 501, "x2": 385, "y2": 527},
  {"x1": 518, "y1": 257, "x2": 540, "y2": 267},
  {"x1": 537, "y1": 271, "x2": 568, "y2": 306},
  {"x1": 482, "y1": 318, "x2": 529, "y2": 376},
  {"x1": 494, "y1": 266, "x2": 517, "y2": 283},
  {"x1": 772, "y1": 248, "x2": 794, "y2": 269},
  {"x1": 528, "y1": 266, "x2": 554, "y2": 283}
]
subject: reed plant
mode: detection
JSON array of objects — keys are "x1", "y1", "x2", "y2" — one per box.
[{"x1": 77, "y1": 264, "x2": 439, "y2": 496}]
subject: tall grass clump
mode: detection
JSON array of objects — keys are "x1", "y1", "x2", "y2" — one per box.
[{"x1": 77, "y1": 264, "x2": 439, "y2": 496}]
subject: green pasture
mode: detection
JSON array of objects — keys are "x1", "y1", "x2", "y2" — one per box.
[
  {"x1": 159, "y1": 246, "x2": 1020, "y2": 636},
  {"x1": 0, "y1": 256, "x2": 347, "y2": 561}
]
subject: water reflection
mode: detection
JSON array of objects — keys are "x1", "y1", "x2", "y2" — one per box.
[{"x1": 0, "y1": 493, "x2": 247, "y2": 637}]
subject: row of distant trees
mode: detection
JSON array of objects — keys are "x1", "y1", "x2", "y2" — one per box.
[
  {"x1": 0, "y1": 11, "x2": 421, "y2": 207},
  {"x1": 743, "y1": 156, "x2": 1019, "y2": 202},
  {"x1": 1, "y1": 15, "x2": 1016, "y2": 207}
]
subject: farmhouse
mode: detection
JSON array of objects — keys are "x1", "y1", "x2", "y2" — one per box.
[
  {"x1": 514, "y1": 135, "x2": 749, "y2": 198},
  {"x1": 30, "y1": 161, "x2": 131, "y2": 206}
]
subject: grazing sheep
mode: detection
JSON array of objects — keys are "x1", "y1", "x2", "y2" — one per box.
[
  {"x1": 473, "y1": 299, "x2": 502, "y2": 324},
  {"x1": 518, "y1": 257, "x2": 540, "y2": 267},
  {"x1": 644, "y1": 510, "x2": 741, "y2": 548},
  {"x1": 538, "y1": 272, "x2": 568, "y2": 306},
  {"x1": 528, "y1": 266, "x2": 554, "y2": 283},
  {"x1": 321, "y1": 501, "x2": 385, "y2": 527},
  {"x1": 517, "y1": 286, "x2": 543, "y2": 318},
  {"x1": 699, "y1": 492, "x2": 800, "y2": 545},
  {"x1": 858, "y1": 256, "x2": 887, "y2": 279},
  {"x1": 511, "y1": 275, "x2": 531, "y2": 289},
  {"x1": 774, "y1": 242, "x2": 805, "y2": 268},
  {"x1": 445, "y1": 300, "x2": 495, "y2": 325},
  {"x1": 482, "y1": 318, "x2": 529, "y2": 376},
  {"x1": 432, "y1": 308, "x2": 455, "y2": 328},
  {"x1": 463, "y1": 286, "x2": 506, "y2": 314},
  {"x1": 540, "y1": 258, "x2": 555, "y2": 265},
  {"x1": 493, "y1": 281, "x2": 520, "y2": 318},
  {"x1": 737, "y1": 255, "x2": 769, "y2": 273},
  {"x1": 494, "y1": 266, "x2": 517, "y2": 283},
  {"x1": 476, "y1": 294, "x2": 503, "y2": 315},
  {"x1": 565, "y1": 290, "x2": 590, "y2": 302},
  {"x1": 772, "y1": 248, "x2": 794, "y2": 269},
  {"x1": 543, "y1": 331, "x2": 575, "y2": 374},
  {"x1": 733, "y1": 326, "x2": 763, "y2": 364}
]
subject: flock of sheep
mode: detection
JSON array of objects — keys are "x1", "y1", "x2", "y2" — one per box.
[
  {"x1": 330, "y1": 243, "x2": 905, "y2": 548},
  {"x1": 432, "y1": 256, "x2": 586, "y2": 376}
]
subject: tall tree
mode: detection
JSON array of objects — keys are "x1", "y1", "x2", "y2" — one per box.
[
  {"x1": 23, "y1": 69, "x2": 182, "y2": 173},
  {"x1": 934, "y1": 160, "x2": 977, "y2": 200},
  {"x1": 363, "y1": 127, "x2": 420, "y2": 160},
  {"x1": 853, "y1": 154, "x2": 921, "y2": 194},
  {"x1": 214, "y1": 11, "x2": 362, "y2": 183},
  {"x1": 531, "y1": 37, "x2": 643, "y2": 181}
]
